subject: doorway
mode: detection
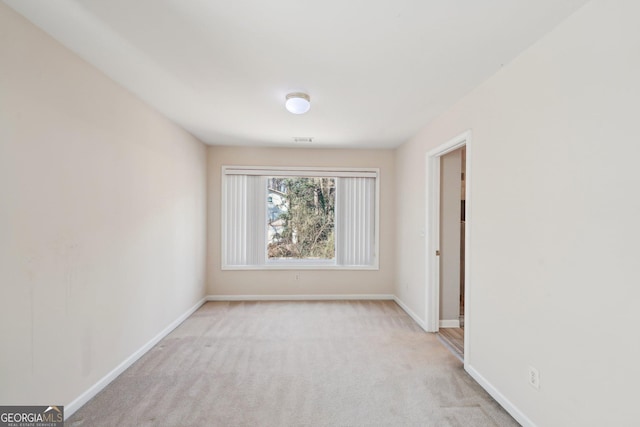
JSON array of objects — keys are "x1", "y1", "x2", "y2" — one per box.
[
  {"x1": 438, "y1": 147, "x2": 465, "y2": 359},
  {"x1": 425, "y1": 131, "x2": 471, "y2": 364}
]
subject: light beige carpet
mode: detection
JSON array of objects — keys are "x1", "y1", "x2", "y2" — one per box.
[{"x1": 67, "y1": 301, "x2": 519, "y2": 426}]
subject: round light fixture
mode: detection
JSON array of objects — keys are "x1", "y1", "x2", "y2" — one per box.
[{"x1": 285, "y1": 92, "x2": 311, "y2": 114}]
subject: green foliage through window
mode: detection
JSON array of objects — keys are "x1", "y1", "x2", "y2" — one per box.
[{"x1": 267, "y1": 177, "x2": 335, "y2": 260}]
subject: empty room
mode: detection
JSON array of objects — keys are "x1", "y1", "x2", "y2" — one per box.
[{"x1": 1, "y1": 1, "x2": 638, "y2": 426}]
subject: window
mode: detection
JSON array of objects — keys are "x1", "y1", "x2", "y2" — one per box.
[{"x1": 222, "y1": 166, "x2": 379, "y2": 269}]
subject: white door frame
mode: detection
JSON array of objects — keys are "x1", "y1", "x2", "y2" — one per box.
[{"x1": 425, "y1": 130, "x2": 471, "y2": 359}]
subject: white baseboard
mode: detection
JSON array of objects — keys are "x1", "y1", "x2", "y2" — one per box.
[
  {"x1": 64, "y1": 297, "x2": 207, "y2": 420},
  {"x1": 393, "y1": 296, "x2": 429, "y2": 332},
  {"x1": 206, "y1": 294, "x2": 395, "y2": 301},
  {"x1": 439, "y1": 319, "x2": 460, "y2": 328},
  {"x1": 465, "y1": 364, "x2": 536, "y2": 427}
]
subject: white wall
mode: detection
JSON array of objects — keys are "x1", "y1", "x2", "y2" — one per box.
[
  {"x1": 395, "y1": 0, "x2": 640, "y2": 425},
  {"x1": 207, "y1": 146, "x2": 395, "y2": 297},
  {"x1": 0, "y1": 3, "x2": 207, "y2": 408}
]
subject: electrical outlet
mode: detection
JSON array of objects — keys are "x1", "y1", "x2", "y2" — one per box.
[
  {"x1": 295, "y1": 273, "x2": 300, "y2": 281},
  {"x1": 528, "y1": 366, "x2": 540, "y2": 390}
]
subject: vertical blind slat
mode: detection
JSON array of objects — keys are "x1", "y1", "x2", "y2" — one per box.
[
  {"x1": 336, "y1": 177, "x2": 375, "y2": 266},
  {"x1": 225, "y1": 175, "x2": 264, "y2": 266}
]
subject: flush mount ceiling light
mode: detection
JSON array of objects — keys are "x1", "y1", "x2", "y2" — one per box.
[{"x1": 285, "y1": 92, "x2": 311, "y2": 114}]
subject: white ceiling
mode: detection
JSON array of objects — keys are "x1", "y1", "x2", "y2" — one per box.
[{"x1": 5, "y1": 0, "x2": 589, "y2": 148}]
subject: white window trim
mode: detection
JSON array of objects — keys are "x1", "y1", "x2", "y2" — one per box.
[{"x1": 221, "y1": 165, "x2": 380, "y2": 270}]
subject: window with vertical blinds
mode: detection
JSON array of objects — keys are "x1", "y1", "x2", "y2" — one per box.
[{"x1": 222, "y1": 166, "x2": 379, "y2": 270}]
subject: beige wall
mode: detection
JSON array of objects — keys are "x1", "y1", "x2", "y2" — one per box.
[
  {"x1": 395, "y1": 0, "x2": 640, "y2": 425},
  {"x1": 439, "y1": 149, "x2": 462, "y2": 324},
  {"x1": 207, "y1": 146, "x2": 395, "y2": 296},
  {"x1": 0, "y1": 4, "x2": 207, "y2": 407}
]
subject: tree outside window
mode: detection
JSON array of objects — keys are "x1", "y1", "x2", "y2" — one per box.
[{"x1": 267, "y1": 177, "x2": 335, "y2": 260}]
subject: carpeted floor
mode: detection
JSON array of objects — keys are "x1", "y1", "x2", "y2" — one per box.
[{"x1": 67, "y1": 301, "x2": 519, "y2": 426}]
